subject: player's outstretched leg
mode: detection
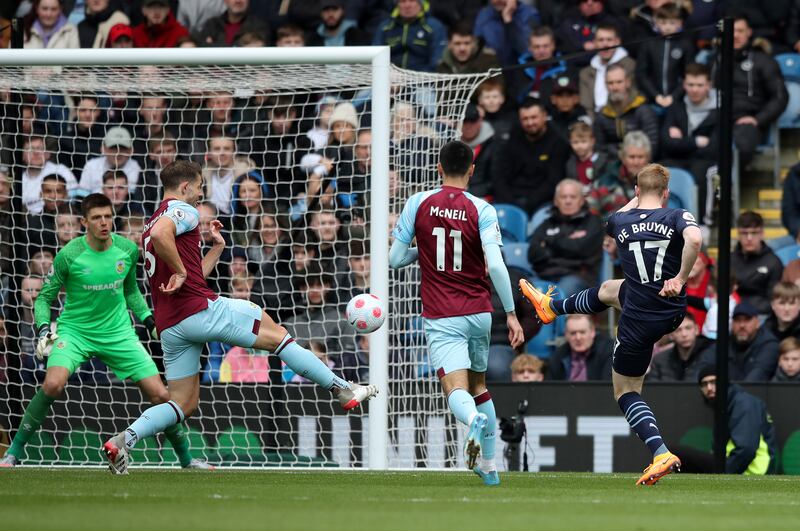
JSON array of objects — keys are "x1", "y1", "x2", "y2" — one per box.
[
  {"x1": 520, "y1": 279, "x2": 611, "y2": 324},
  {"x1": 472, "y1": 390, "x2": 500, "y2": 486},
  {"x1": 617, "y1": 388, "x2": 681, "y2": 485},
  {"x1": 260, "y1": 322, "x2": 378, "y2": 411}
]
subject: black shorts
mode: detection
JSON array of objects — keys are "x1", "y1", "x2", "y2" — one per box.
[{"x1": 614, "y1": 284, "x2": 686, "y2": 377}]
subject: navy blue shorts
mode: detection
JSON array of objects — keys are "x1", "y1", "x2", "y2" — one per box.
[{"x1": 613, "y1": 283, "x2": 686, "y2": 377}]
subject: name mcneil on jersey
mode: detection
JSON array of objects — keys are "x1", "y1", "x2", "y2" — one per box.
[
  {"x1": 430, "y1": 205, "x2": 468, "y2": 221},
  {"x1": 616, "y1": 222, "x2": 675, "y2": 244}
]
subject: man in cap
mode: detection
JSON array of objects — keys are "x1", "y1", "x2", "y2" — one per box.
[
  {"x1": 548, "y1": 74, "x2": 590, "y2": 139},
  {"x1": 373, "y1": 0, "x2": 447, "y2": 72},
  {"x1": 701, "y1": 300, "x2": 779, "y2": 382},
  {"x1": 308, "y1": 0, "x2": 368, "y2": 47},
  {"x1": 674, "y1": 365, "x2": 777, "y2": 475},
  {"x1": 107, "y1": 23, "x2": 134, "y2": 48},
  {"x1": 79, "y1": 127, "x2": 142, "y2": 197}
]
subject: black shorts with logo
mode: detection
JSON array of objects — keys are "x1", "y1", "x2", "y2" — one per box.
[{"x1": 613, "y1": 282, "x2": 686, "y2": 377}]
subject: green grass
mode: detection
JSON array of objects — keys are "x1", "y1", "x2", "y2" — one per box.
[{"x1": 3, "y1": 470, "x2": 800, "y2": 531}]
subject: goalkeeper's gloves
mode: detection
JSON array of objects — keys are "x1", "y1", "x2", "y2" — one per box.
[
  {"x1": 144, "y1": 316, "x2": 158, "y2": 340},
  {"x1": 35, "y1": 324, "x2": 58, "y2": 361}
]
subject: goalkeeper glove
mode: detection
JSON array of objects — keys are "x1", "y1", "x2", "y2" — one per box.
[
  {"x1": 144, "y1": 316, "x2": 158, "y2": 340},
  {"x1": 35, "y1": 325, "x2": 58, "y2": 361}
]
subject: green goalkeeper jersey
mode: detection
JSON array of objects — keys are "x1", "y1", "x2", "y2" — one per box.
[{"x1": 34, "y1": 234, "x2": 152, "y2": 337}]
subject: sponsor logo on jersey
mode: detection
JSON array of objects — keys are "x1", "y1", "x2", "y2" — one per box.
[
  {"x1": 115, "y1": 259, "x2": 125, "y2": 274},
  {"x1": 82, "y1": 279, "x2": 124, "y2": 291}
]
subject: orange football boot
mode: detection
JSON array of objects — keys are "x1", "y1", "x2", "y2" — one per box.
[
  {"x1": 519, "y1": 279, "x2": 557, "y2": 324},
  {"x1": 636, "y1": 452, "x2": 681, "y2": 486}
]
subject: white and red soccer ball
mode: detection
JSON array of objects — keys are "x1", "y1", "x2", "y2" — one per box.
[{"x1": 346, "y1": 293, "x2": 386, "y2": 334}]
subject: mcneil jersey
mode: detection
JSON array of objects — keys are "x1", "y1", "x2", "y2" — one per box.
[
  {"x1": 143, "y1": 199, "x2": 217, "y2": 332},
  {"x1": 393, "y1": 185, "x2": 503, "y2": 319},
  {"x1": 34, "y1": 234, "x2": 151, "y2": 337},
  {"x1": 607, "y1": 207, "x2": 698, "y2": 316}
]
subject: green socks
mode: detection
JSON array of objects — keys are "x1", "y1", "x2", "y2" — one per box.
[
  {"x1": 164, "y1": 423, "x2": 193, "y2": 467},
  {"x1": 9, "y1": 389, "x2": 191, "y2": 467},
  {"x1": 8, "y1": 389, "x2": 56, "y2": 458}
]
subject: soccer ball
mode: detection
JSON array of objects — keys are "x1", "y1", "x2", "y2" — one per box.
[{"x1": 346, "y1": 293, "x2": 386, "y2": 334}]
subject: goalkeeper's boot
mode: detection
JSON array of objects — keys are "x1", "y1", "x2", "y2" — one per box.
[
  {"x1": 464, "y1": 412, "x2": 488, "y2": 470},
  {"x1": 0, "y1": 454, "x2": 19, "y2": 468},
  {"x1": 102, "y1": 433, "x2": 130, "y2": 475},
  {"x1": 473, "y1": 467, "x2": 500, "y2": 486},
  {"x1": 636, "y1": 451, "x2": 681, "y2": 486},
  {"x1": 519, "y1": 279, "x2": 557, "y2": 324},
  {"x1": 337, "y1": 382, "x2": 379, "y2": 411},
  {"x1": 184, "y1": 459, "x2": 215, "y2": 470}
]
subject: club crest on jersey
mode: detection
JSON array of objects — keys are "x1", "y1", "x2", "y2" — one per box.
[
  {"x1": 115, "y1": 260, "x2": 125, "y2": 274},
  {"x1": 56, "y1": 340, "x2": 65, "y2": 349}
]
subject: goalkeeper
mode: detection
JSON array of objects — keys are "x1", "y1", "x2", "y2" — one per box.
[{"x1": 0, "y1": 194, "x2": 208, "y2": 470}]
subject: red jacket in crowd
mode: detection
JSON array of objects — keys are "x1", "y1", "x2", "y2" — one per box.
[{"x1": 132, "y1": 11, "x2": 188, "y2": 48}]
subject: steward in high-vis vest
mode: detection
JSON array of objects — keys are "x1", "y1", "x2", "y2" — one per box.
[{"x1": 696, "y1": 365, "x2": 777, "y2": 475}]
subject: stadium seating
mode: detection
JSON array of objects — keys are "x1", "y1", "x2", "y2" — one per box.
[
  {"x1": 494, "y1": 203, "x2": 528, "y2": 243},
  {"x1": 528, "y1": 204, "x2": 552, "y2": 236},
  {"x1": 503, "y1": 242, "x2": 534, "y2": 277},
  {"x1": 776, "y1": 53, "x2": 800, "y2": 82},
  {"x1": 666, "y1": 167, "x2": 699, "y2": 218},
  {"x1": 527, "y1": 324, "x2": 555, "y2": 359},
  {"x1": 776, "y1": 244, "x2": 800, "y2": 266},
  {"x1": 778, "y1": 81, "x2": 800, "y2": 129}
]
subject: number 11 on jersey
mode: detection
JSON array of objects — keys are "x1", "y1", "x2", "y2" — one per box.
[{"x1": 432, "y1": 227, "x2": 462, "y2": 272}]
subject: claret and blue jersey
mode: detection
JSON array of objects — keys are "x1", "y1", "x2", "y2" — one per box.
[
  {"x1": 392, "y1": 185, "x2": 503, "y2": 319},
  {"x1": 608, "y1": 206, "x2": 698, "y2": 317}
]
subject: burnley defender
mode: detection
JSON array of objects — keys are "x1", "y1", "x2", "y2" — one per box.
[
  {"x1": 521, "y1": 164, "x2": 702, "y2": 485},
  {"x1": 102, "y1": 160, "x2": 377, "y2": 473},
  {"x1": 0, "y1": 194, "x2": 209, "y2": 470},
  {"x1": 390, "y1": 141, "x2": 525, "y2": 485}
]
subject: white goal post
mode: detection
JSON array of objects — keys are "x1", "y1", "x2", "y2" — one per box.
[{"x1": 0, "y1": 46, "x2": 490, "y2": 470}]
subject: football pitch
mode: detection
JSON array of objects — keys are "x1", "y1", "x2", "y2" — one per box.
[{"x1": 3, "y1": 470, "x2": 799, "y2": 531}]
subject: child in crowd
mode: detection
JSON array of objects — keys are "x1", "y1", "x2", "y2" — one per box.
[
  {"x1": 565, "y1": 122, "x2": 609, "y2": 191},
  {"x1": 510, "y1": 354, "x2": 545, "y2": 382},
  {"x1": 773, "y1": 337, "x2": 800, "y2": 382}
]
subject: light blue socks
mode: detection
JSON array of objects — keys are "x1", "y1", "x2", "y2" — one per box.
[
  {"x1": 447, "y1": 388, "x2": 478, "y2": 426},
  {"x1": 274, "y1": 334, "x2": 350, "y2": 390},
  {"x1": 125, "y1": 400, "x2": 184, "y2": 449},
  {"x1": 475, "y1": 391, "x2": 497, "y2": 467}
]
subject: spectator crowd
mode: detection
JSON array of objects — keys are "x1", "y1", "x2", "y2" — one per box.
[{"x1": 1, "y1": 0, "x2": 800, "y2": 386}]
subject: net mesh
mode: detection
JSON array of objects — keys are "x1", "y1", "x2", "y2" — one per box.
[{"x1": 0, "y1": 61, "x2": 490, "y2": 468}]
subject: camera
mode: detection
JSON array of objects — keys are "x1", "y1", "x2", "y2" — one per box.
[{"x1": 500, "y1": 399, "x2": 528, "y2": 443}]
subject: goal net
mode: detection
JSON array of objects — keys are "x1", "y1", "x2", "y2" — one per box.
[{"x1": 0, "y1": 48, "x2": 490, "y2": 468}]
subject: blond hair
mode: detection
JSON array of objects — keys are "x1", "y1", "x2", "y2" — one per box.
[
  {"x1": 636, "y1": 163, "x2": 670, "y2": 197},
  {"x1": 511, "y1": 354, "x2": 544, "y2": 375}
]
